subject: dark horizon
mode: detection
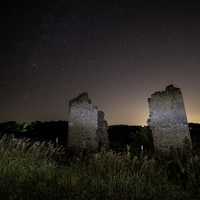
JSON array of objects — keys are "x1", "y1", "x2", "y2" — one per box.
[{"x1": 1, "y1": 1, "x2": 200, "y2": 125}]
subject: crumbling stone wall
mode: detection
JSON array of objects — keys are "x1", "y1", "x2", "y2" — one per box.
[
  {"x1": 96, "y1": 111, "x2": 109, "y2": 150},
  {"x1": 148, "y1": 85, "x2": 191, "y2": 151},
  {"x1": 68, "y1": 93, "x2": 108, "y2": 150}
]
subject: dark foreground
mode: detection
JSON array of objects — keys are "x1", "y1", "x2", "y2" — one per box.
[{"x1": 0, "y1": 137, "x2": 199, "y2": 200}]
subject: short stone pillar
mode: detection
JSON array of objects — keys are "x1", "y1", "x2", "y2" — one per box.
[
  {"x1": 68, "y1": 92, "x2": 108, "y2": 150},
  {"x1": 148, "y1": 85, "x2": 191, "y2": 151}
]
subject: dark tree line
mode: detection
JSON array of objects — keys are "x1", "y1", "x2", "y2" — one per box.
[
  {"x1": 0, "y1": 121, "x2": 200, "y2": 153},
  {"x1": 0, "y1": 121, "x2": 68, "y2": 146}
]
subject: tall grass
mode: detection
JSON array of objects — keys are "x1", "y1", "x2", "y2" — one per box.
[{"x1": 0, "y1": 136, "x2": 199, "y2": 199}]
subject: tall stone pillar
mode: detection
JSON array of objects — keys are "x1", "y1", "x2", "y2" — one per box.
[
  {"x1": 148, "y1": 85, "x2": 191, "y2": 151},
  {"x1": 96, "y1": 111, "x2": 109, "y2": 150},
  {"x1": 68, "y1": 93, "x2": 108, "y2": 150}
]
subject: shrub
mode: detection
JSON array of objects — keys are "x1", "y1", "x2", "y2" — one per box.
[{"x1": 0, "y1": 136, "x2": 199, "y2": 199}]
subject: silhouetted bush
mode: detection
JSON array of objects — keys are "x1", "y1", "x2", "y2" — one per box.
[
  {"x1": 108, "y1": 125, "x2": 154, "y2": 155},
  {"x1": 0, "y1": 121, "x2": 68, "y2": 146}
]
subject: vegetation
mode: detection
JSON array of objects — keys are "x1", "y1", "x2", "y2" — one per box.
[
  {"x1": 0, "y1": 121, "x2": 199, "y2": 151},
  {"x1": 0, "y1": 136, "x2": 200, "y2": 199},
  {"x1": 0, "y1": 121, "x2": 67, "y2": 145}
]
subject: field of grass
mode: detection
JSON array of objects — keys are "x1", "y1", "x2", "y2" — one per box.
[{"x1": 0, "y1": 136, "x2": 200, "y2": 200}]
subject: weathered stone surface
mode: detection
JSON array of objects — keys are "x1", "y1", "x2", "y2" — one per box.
[
  {"x1": 96, "y1": 111, "x2": 109, "y2": 150},
  {"x1": 68, "y1": 93, "x2": 108, "y2": 150},
  {"x1": 148, "y1": 85, "x2": 191, "y2": 151}
]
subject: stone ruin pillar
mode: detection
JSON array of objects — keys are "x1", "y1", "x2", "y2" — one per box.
[
  {"x1": 68, "y1": 92, "x2": 108, "y2": 150},
  {"x1": 96, "y1": 111, "x2": 109, "y2": 150},
  {"x1": 148, "y1": 85, "x2": 191, "y2": 151}
]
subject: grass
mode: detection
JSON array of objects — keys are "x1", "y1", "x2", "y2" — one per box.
[{"x1": 0, "y1": 136, "x2": 199, "y2": 200}]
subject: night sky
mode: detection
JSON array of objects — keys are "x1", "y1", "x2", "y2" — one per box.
[{"x1": 1, "y1": 1, "x2": 200, "y2": 125}]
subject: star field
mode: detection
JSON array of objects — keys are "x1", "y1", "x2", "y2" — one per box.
[{"x1": 1, "y1": 1, "x2": 200, "y2": 125}]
